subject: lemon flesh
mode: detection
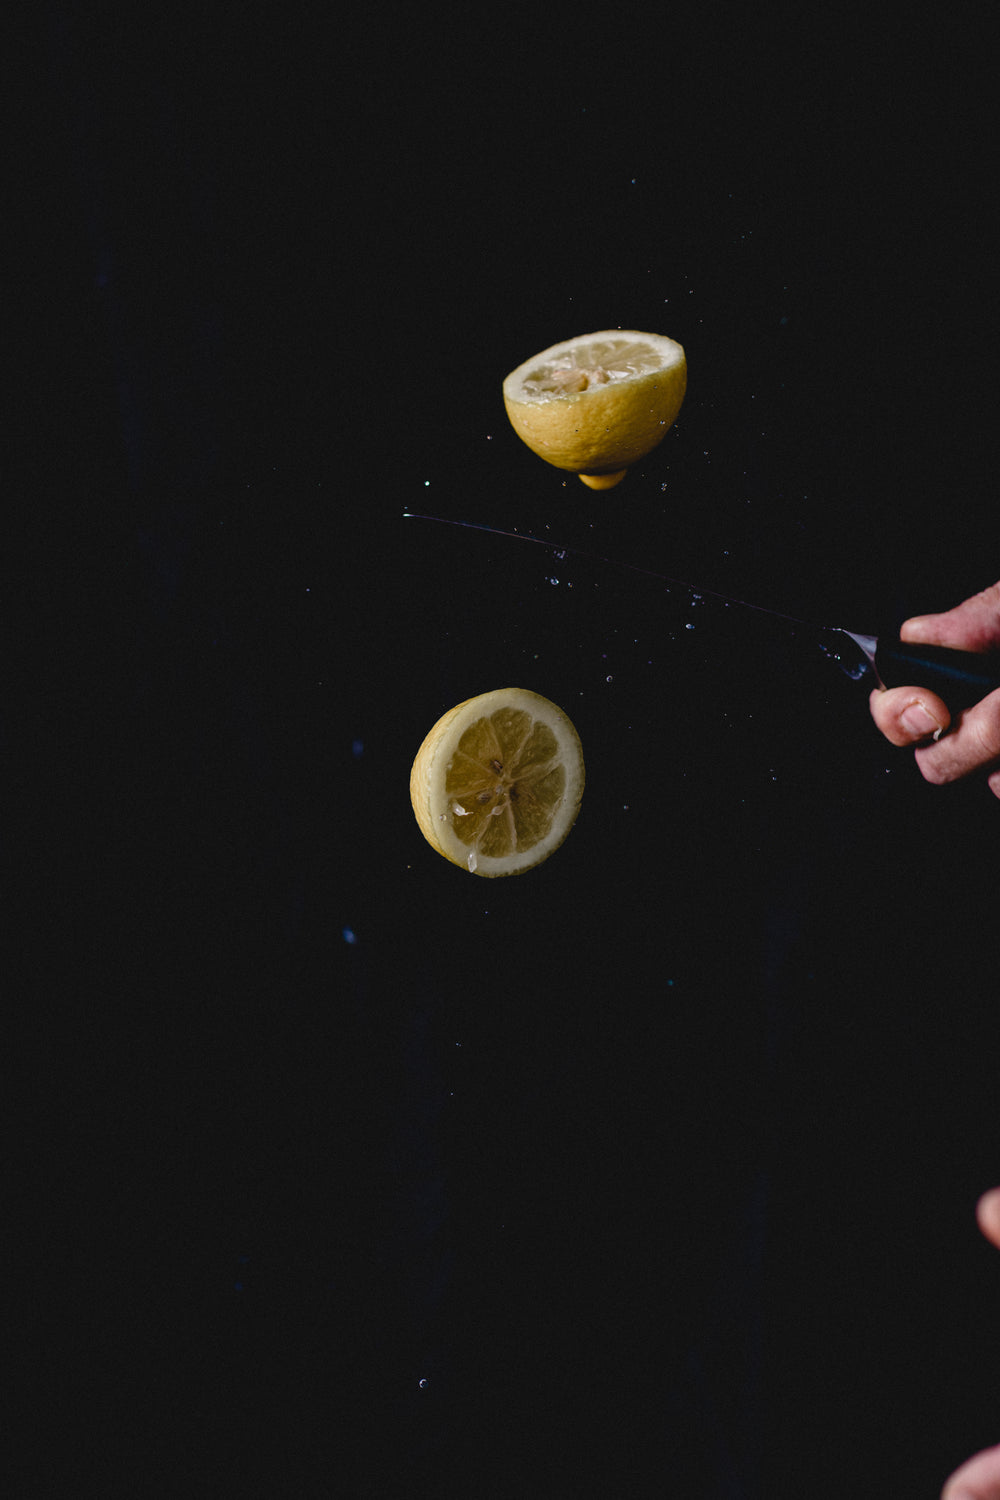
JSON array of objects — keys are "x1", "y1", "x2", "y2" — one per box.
[
  {"x1": 409, "y1": 688, "x2": 585, "y2": 877},
  {"x1": 503, "y1": 330, "x2": 686, "y2": 487}
]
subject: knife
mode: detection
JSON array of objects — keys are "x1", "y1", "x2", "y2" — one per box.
[{"x1": 403, "y1": 511, "x2": 1000, "y2": 713}]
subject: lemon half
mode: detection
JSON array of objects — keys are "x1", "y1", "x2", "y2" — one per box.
[
  {"x1": 410, "y1": 688, "x2": 585, "y2": 877},
  {"x1": 503, "y1": 330, "x2": 686, "y2": 488}
]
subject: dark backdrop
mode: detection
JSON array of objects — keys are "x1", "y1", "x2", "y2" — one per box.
[{"x1": 10, "y1": 7, "x2": 999, "y2": 1496}]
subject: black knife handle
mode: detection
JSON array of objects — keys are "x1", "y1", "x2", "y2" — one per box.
[{"x1": 875, "y1": 639, "x2": 1000, "y2": 711}]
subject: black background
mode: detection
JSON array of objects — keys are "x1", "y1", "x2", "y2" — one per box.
[{"x1": 10, "y1": 6, "x2": 1000, "y2": 1496}]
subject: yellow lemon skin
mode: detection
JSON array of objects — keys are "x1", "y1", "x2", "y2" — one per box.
[
  {"x1": 578, "y1": 469, "x2": 628, "y2": 490},
  {"x1": 409, "y1": 688, "x2": 585, "y2": 878},
  {"x1": 409, "y1": 697, "x2": 470, "y2": 862},
  {"x1": 502, "y1": 331, "x2": 686, "y2": 485}
]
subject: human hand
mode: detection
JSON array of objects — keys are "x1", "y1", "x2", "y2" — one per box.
[
  {"x1": 940, "y1": 1188, "x2": 1000, "y2": 1499},
  {"x1": 868, "y1": 582, "x2": 1000, "y2": 797},
  {"x1": 944, "y1": 1445, "x2": 1000, "y2": 1500}
]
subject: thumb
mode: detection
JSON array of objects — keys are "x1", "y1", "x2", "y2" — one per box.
[{"x1": 902, "y1": 582, "x2": 1000, "y2": 655}]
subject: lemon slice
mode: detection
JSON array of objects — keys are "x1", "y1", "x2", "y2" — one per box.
[
  {"x1": 409, "y1": 688, "x2": 585, "y2": 877},
  {"x1": 503, "y1": 330, "x2": 687, "y2": 489}
]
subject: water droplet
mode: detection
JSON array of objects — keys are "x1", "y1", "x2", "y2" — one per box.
[
  {"x1": 605, "y1": 675, "x2": 613, "y2": 683},
  {"x1": 418, "y1": 1378, "x2": 428, "y2": 1389},
  {"x1": 342, "y1": 927, "x2": 357, "y2": 945},
  {"x1": 685, "y1": 622, "x2": 695, "y2": 630},
  {"x1": 467, "y1": 850, "x2": 478, "y2": 872}
]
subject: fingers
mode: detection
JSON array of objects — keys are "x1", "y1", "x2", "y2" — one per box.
[
  {"x1": 941, "y1": 1442, "x2": 1000, "y2": 1499},
  {"x1": 903, "y1": 581, "x2": 1000, "y2": 655},
  {"x1": 868, "y1": 686, "x2": 951, "y2": 747},
  {"x1": 912, "y1": 687, "x2": 1000, "y2": 792},
  {"x1": 870, "y1": 684, "x2": 1000, "y2": 795},
  {"x1": 976, "y1": 1188, "x2": 1000, "y2": 1250},
  {"x1": 868, "y1": 582, "x2": 1000, "y2": 792}
]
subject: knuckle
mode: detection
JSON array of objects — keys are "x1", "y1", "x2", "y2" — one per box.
[
  {"x1": 918, "y1": 756, "x2": 951, "y2": 786},
  {"x1": 969, "y1": 707, "x2": 1000, "y2": 765}
]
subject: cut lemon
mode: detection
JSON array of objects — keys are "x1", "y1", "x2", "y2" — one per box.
[
  {"x1": 409, "y1": 688, "x2": 585, "y2": 877},
  {"x1": 503, "y1": 330, "x2": 686, "y2": 489}
]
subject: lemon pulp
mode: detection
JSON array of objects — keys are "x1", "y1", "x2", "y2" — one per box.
[{"x1": 410, "y1": 688, "x2": 585, "y2": 877}]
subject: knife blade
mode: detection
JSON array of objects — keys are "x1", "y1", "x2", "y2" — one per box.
[
  {"x1": 820, "y1": 628, "x2": 1000, "y2": 709},
  {"x1": 404, "y1": 511, "x2": 1000, "y2": 712}
]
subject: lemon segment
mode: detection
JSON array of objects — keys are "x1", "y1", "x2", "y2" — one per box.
[
  {"x1": 409, "y1": 688, "x2": 585, "y2": 877},
  {"x1": 502, "y1": 330, "x2": 686, "y2": 486}
]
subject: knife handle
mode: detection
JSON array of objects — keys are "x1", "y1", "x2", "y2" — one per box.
[{"x1": 875, "y1": 639, "x2": 1000, "y2": 711}]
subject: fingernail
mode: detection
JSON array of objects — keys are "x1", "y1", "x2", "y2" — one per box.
[{"x1": 901, "y1": 703, "x2": 941, "y2": 738}]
